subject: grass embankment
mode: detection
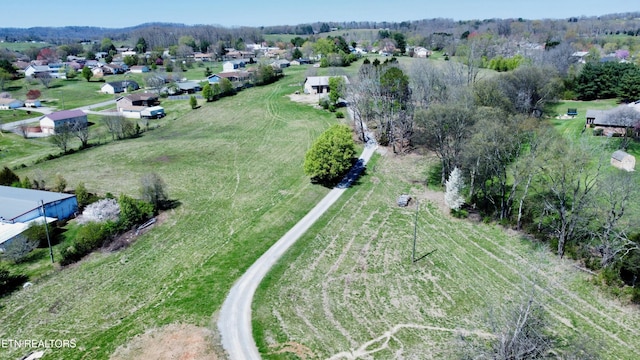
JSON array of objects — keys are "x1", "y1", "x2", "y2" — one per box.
[
  {"x1": 253, "y1": 152, "x2": 640, "y2": 359},
  {"x1": 0, "y1": 66, "x2": 338, "y2": 359}
]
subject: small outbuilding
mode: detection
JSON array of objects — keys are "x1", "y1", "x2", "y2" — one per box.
[
  {"x1": 397, "y1": 194, "x2": 412, "y2": 207},
  {"x1": 611, "y1": 150, "x2": 635, "y2": 171}
]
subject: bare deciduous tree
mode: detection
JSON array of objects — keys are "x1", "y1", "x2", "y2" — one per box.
[
  {"x1": 71, "y1": 120, "x2": 90, "y2": 148},
  {"x1": 593, "y1": 171, "x2": 639, "y2": 268},
  {"x1": 140, "y1": 173, "x2": 168, "y2": 212},
  {"x1": 49, "y1": 123, "x2": 73, "y2": 153},
  {"x1": 538, "y1": 138, "x2": 604, "y2": 257}
]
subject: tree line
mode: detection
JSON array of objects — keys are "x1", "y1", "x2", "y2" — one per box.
[{"x1": 343, "y1": 37, "x2": 640, "y2": 303}]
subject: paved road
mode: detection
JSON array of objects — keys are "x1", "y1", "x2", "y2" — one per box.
[{"x1": 218, "y1": 143, "x2": 377, "y2": 360}]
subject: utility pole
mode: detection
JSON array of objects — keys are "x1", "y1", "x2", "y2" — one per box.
[
  {"x1": 41, "y1": 200, "x2": 54, "y2": 264},
  {"x1": 412, "y1": 199, "x2": 418, "y2": 263}
]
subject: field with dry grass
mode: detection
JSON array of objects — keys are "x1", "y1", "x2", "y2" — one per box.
[{"x1": 253, "y1": 151, "x2": 640, "y2": 359}]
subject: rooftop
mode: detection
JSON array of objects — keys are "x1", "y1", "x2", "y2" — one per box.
[{"x1": 0, "y1": 186, "x2": 76, "y2": 221}]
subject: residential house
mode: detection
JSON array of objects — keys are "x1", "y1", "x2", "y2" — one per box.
[
  {"x1": 116, "y1": 93, "x2": 160, "y2": 109},
  {"x1": 101, "y1": 80, "x2": 140, "y2": 94},
  {"x1": 39, "y1": 109, "x2": 87, "y2": 134},
  {"x1": 24, "y1": 65, "x2": 52, "y2": 78},
  {"x1": 222, "y1": 60, "x2": 246, "y2": 73},
  {"x1": 129, "y1": 65, "x2": 150, "y2": 73},
  {"x1": 91, "y1": 67, "x2": 105, "y2": 78},
  {"x1": 207, "y1": 71, "x2": 251, "y2": 89},
  {"x1": 414, "y1": 47, "x2": 432, "y2": 58},
  {"x1": 271, "y1": 59, "x2": 290, "y2": 69},
  {"x1": 103, "y1": 63, "x2": 126, "y2": 74},
  {"x1": 586, "y1": 106, "x2": 640, "y2": 136},
  {"x1": 176, "y1": 81, "x2": 202, "y2": 94},
  {"x1": 611, "y1": 150, "x2": 635, "y2": 171},
  {"x1": 303, "y1": 76, "x2": 350, "y2": 94},
  {"x1": 0, "y1": 98, "x2": 24, "y2": 110},
  {"x1": 116, "y1": 93, "x2": 163, "y2": 118},
  {"x1": 194, "y1": 53, "x2": 214, "y2": 62}
]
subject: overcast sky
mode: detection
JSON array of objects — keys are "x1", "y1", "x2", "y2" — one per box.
[{"x1": 2, "y1": 0, "x2": 638, "y2": 28}]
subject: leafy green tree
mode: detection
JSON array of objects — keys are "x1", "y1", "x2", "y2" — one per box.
[
  {"x1": 304, "y1": 124, "x2": 356, "y2": 183},
  {"x1": 65, "y1": 66, "x2": 77, "y2": 79},
  {"x1": 75, "y1": 182, "x2": 90, "y2": 208},
  {"x1": 202, "y1": 83, "x2": 214, "y2": 102},
  {"x1": 189, "y1": 95, "x2": 197, "y2": 109},
  {"x1": 81, "y1": 66, "x2": 92, "y2": 82},
  {"x1": 118, "y1": 194, "x2": 154, "y2": 230},
  {"x1": 292, "y1": 47, "x2": 303, "y2": 60},
  {"x1": 123, "y1": 55, "x2": 138, "y2": 67},
  {"x1": 328, "y1": 76, "x2": 345, "y2": 105},
  {"x1": 219, "y1": 78, "x2": 235, "y2": 95},
  {"x1": 136, "y1": 37, "x2": 148, "y2": 53},
  {"x1": 393, "y1": 33, "x2": 407, "y2": 55},
  {"x1": 255, "y1": 64, "x2": 276, "y2": 85}
]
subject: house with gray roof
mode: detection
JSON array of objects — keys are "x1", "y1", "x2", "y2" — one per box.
[
  {"x1": 101, "y1": 80, "x2": 140, "y2": 94},
  {"x1": 0, "y1": 186, "x2": 77, "y2": 250},
  {"x1": 303, "y1": 75, "x2": 350, "y2": 94},
  {"x1": 586, "y1": 106, "x2": 640, "y2": 136}
]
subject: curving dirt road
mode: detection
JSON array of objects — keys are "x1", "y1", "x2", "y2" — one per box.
[{"x1": 218, "y1": 143, "x2": 377, "y2": 360}]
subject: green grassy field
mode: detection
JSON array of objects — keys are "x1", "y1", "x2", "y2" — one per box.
[
  {"x1": 0, "y1": 66, "x2": 339, "y2": 359},
  {"x1": 253, "y1": 151, "x2": 640, "y2": 359}
]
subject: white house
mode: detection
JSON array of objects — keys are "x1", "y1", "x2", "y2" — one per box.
[
  {"x1": 39, "y1": 109, "x2": 87, "y2": 134},
  {"x1": 101, "y1": 80, "x2": 140, "y2": 94},
  {"x1": 129, "y1": 65, "x2": 150, "y2": 73},
  {"x1": 24, "y1": 65, "x2": 51, "y2": 78},
  {"x1": 222, "y1": 60, "x2": 246, "y2": 73},
  {"x1": 303, "y1": 76, "x2": 350, "y2": 94}
]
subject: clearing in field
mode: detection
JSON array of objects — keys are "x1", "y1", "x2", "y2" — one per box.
[{"x1": 253, "y1": 151, "x2": 640, "y2": 359}]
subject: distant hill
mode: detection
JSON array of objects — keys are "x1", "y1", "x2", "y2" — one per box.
[{"x1": 0, "y1": 23, "x2": 189, "y2": 44}]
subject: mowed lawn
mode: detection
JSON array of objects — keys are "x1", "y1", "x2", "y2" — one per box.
[
  {"x1": 0, "y1": 67, "x2": 337, "y2": 359},
  {"x1": 253, "y1": 152, "x2": 640, "y2": 359}
]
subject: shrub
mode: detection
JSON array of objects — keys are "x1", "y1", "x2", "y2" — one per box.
[
  {"x1": 59, "y1": 222, "x2": 110, "y2": 265},
  {"x1": 0, "y1": 266, "x2": 28, "y2": 297},
  {"x1": 451, "y1": 208, "x2": 469, "y2": 218},
  {"x1": 118, "y1": 194, "x2": 154, "y2": 230},
  {"x1": 0, "y1": 166, "x2": 19, "y2": 186},
  {"x1": 335, "y1": 111, "x2": 345, "y2": 118}
]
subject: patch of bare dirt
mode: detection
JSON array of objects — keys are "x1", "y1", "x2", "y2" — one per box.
[
  {"x1": 109, "y1": 323, "x2": 219, "y2": 360},
  {"x1": 288, "y1": 93, "x2": 323, "y2": 108},
  {"x1": 105, "y1": 211, "x2": 169, "y2": 252}
]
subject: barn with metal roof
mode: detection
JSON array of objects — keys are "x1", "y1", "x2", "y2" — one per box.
[{"x1": 0, "y1": 186, "x2": 77, "y2": 250}]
